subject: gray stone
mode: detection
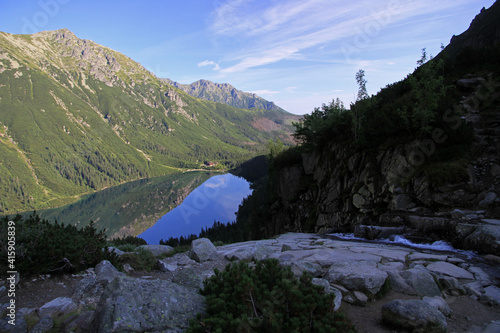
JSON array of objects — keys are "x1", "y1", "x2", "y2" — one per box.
[
  {"x1": 175, "y1": 254, "x2": 197, "y2": 266},
  {"x1": 382, "y1": 299, "x2": 447, "y2": 333},
  {"x1": 222, "y1": 242, "x2": 273, "y2": 262},
  {"x1": 0, "y1": 315, "x2": 27, "y2": 333},
  {"x1": 451, "y1": 209, "x2": 466, "y2": 219},
  {"x1": 481, "y1": 285, "x2": 500, "y2": 305},
  {"x1": 426, "y1": 261, "x2": 474, "y2": 279},
  {"x1": 30, "y1": 315, "x2": 53, "y2": 333},
  {"x1": 122, "y1": 263, "x2": 134, "y2": 274},
  {"x1": 289, "y1": 260, "x2": 322, "y2": 277},
  {"x1": 107, "y1": 247, "x2": 125, "y2": 256},
  {"x1": 189, "y1": 238, "x2": 219, "y2": 262},
  {"x1": 72, "y1": 276, "x2": 108, "y2": 310},
  {"x1": 137, "y1": 244, "x2": 174, "y2": 257},
  {"x1": 38, "y1": 297, "x2": 77, "y2": 318},
  {"x1": 353, "y1": 291, "x2": 369, "y2": 305},
  {"x1": 157, "y1": 260, "x2": 178, "y2": 272},
  {"x1": 482, "y1": 320, "x2": 500, "y2": 333},
  {"x1": 408, "y1": 253, "x2": 448, "y2": 262},
  {"x1": 439, "y1": 276, "x2": 466, "y2": 295},
  {"x1": 468, "y1": 266, "x2": 492, "y2": 286},
  {"x1": 464, "y1": 281, "x2": 484, "y2": 298},
  {"x1": 326, "y1": 260, "x2": 388, "y2": 294},
  {"x1": 392, "y1": 194, "x2": 414, "y2": 211},
  {"x1": 65, "y1": 311, "x2": 95, "y2": 333},
  {"x1": 95, "y1": 260, "x2": 124, "y2": 283},
  {"x1": 479, "y1": 192, "x2": 497, "y2": 208},
  {"x1": 93, "y1": 275, "x2": 204, "y2": 333},
  {"x1": 422, "y1": 296, "x2": 451, "y2": 317},
  {"x1": 172, "y1": 269, "x2": 203, "y2": 289},
  {"x1": 312, "y1": 278, "x2": 342, "y2": 311},
  {"x1": 387, "y1": 267, "x2": 441, "y2": 297}
]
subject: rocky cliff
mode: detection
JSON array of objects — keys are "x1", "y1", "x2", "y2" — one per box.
[
  {"x1": 164, "y1": 78, "x2": 287, "y2": 112},
  {"x1": 267, "y1": 75, "x2": 500, "y2": 255}
]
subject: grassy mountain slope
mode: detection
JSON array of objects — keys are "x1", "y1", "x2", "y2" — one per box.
[{"x1": 0, "y1": 29, "x2": 295, "y2": 214}]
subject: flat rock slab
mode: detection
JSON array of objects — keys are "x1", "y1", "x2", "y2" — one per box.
[
  {"x1": 326, "y1": 260, "x2": 388, "y2": 294},
  {"x1": 426, "y1": 261, "x2": 474, "y2": 279},
  {"x1": 408, "y1": 253, "x2": 449, "y2": 262}
]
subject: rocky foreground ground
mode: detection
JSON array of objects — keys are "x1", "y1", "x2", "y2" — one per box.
[{"x1": 2, "y1": 233, "x2": 500, "y2": 332}]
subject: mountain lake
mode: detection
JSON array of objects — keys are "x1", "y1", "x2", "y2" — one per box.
[{"x1": 30, "y1": 172, "x2": 252, "y2": 243}]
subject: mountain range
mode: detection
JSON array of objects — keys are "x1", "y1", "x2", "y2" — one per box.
[
  {"x1": 0, "y1": 29, "x2": 299, "y2": 214},
  {"x1": 164, "y1": 78, "x2": 286, "y2": 112}
]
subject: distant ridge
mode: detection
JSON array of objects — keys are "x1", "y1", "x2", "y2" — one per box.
[{"x1": 164, "y1": 78, "x2": 287, "y2": 113}]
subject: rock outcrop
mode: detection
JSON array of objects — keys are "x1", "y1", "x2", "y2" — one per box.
[
  {"x1": 264, "y1": 73, "x2": 499, "y2": 255},
  {"x1": 4, "y1": 234, "x2": 500, "y2": 332}
]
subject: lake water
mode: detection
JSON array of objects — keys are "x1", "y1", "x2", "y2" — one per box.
[{"x1": 139, "y1": 173, "x2": 252, "y2": 244}]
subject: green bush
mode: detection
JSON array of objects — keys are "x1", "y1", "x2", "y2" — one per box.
[
  {"x1": 188, "y1": 259, "x2": 354, "y2": 333},
  {"x1": 109, "y1": 235, "x2": 147, "y2": 247},
  {"x1": 120, "y1": 247, "x2": 157, "y2": 272},
  {"x1": 0, "y1": 213, "x2": 119, "y2": 275}
]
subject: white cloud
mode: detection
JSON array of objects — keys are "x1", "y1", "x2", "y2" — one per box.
[
  {"x1": 209, "y1": 0, "x2": 479, "y2": 73},
  {"x1": 198, "y1": 60, "x2": 221, "y2": 71}
]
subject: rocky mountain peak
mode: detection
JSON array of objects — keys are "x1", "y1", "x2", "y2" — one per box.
[{"x1": 165, "y1": 78, "x2": 287, "y2": 112}]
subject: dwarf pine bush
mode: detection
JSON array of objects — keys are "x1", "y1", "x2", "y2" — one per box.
[
  {"x1": 0, "y1": 213, "x2": 119, "y2": 275},
  {"x1": 188, "y1": 259, "x2": 354, "y2": 333}
]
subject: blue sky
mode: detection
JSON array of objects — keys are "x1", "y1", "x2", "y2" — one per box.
[{"x1": 0, "y1": 0, "x2": 495, "y2": 114}]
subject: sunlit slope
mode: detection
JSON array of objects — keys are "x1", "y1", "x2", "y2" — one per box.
[{"x1": 0, "y1": 29, "x2": 294, "y2": 213}]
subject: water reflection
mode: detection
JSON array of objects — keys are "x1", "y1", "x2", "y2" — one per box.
[
  {"x1": 139, "y1": 173, "x2": 252, "y2": 244},
  {"x1": 33, "y1": 172, "x2": 213, "y2": 238}
]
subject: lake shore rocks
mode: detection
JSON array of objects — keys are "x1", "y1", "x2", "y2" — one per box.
[{"x1": 6, "y1": 233, "x2": 500, "y2": 332}]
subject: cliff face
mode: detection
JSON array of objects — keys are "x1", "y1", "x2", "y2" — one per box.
[{"x1": 266, "y1": 77, "x2": 500, "y2": 254}]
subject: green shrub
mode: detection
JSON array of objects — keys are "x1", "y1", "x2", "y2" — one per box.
[
  {"x1": 109, "y1": 235, "x2": 147, "y2": 247},
  {"x1": 188, "y1": 259, "x2": 354, "y2": 333},
  {"x1": 120, "y1": 247, "x2": 157, "y2": 272},
  {"x1": 0, "y1": 213, "x2": 119, "y2": 275},
  {"x1": 116, "y1": 244, "x2": 137, "y2": 252}
]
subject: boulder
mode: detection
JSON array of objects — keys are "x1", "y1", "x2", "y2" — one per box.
[
  {"x1": 387, "y1": 267, "x2": 441, "y2": 297},
  {"x1": 326, "y1": 260, "x2": 388, "y2": 295},
  {"x1": 422, "y1": 296, "x2": 451, "y2": 317},
  {"x1": 188, "y1": 238, "x2": 219, "y2": 262},
  {"x1": 93, "y1": 275, "x2": 204, "y2": 333},
  {"x1": 382, "y1": 299, "x2": 447, "y2": 333},
  {"x1": 38, "y1": 297, "x2": 78, "y2": 318},
  {"x1": 95, "y1": 260, "x2": 124, "y2": 283},
  {"x1": 426, "y1": 261, "x2": 474, "y2": 279},
  {"x1": 72, "y1": 276, "x2": 109, "y2": 310},
  {"x1": 137, "y1": 244, "x2": 174, "y2": 257}
]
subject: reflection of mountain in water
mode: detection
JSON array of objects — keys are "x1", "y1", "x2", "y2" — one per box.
[{"x1": 32, "y1": 172, "x2": 213, "y2": 238}]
